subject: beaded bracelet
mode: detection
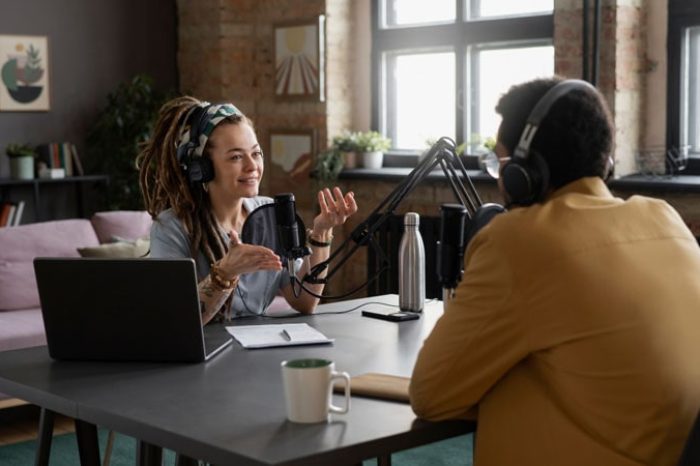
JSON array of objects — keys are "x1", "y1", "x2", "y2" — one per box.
[
  {"x1": 306, "y1": 228, "x2": 333, "y2": 248},
  {"x1": 209, "y1": 262, "x2": 239, "y2": 291}
]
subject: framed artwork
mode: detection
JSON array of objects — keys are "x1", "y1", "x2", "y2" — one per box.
[
  {"x1": 0, "y1": 35, "x2": 50, "y2": 111},
  {"x1": 274, "y1": 16, "x2": 325, "y2": 101},
  {"x1": 269, "y1": 129, "x2": 315, "y2": 181}
]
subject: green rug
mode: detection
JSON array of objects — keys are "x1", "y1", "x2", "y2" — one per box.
[{"x1": 0, "y1": 430, "x2": 473, "y2": 465}]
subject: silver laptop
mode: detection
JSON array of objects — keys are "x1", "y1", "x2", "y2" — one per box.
[{"x1": 33, "y1": 257, "x2": 232, "y2": 362}]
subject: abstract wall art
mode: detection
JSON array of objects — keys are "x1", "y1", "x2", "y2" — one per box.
[
  {"x1": 0, "y1": 35, "x2": 50, "y2": 111},
  {"x1": 269, "y1": 129, "x2": 315, "y2": 181},
  {"x1": 274, "y1": 17, "x2": 325, "y2": 101}
]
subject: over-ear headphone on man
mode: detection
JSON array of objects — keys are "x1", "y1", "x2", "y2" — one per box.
[
  {"x1": 176, "y1": 104, "x2": 216, "y2": 184},
  {"x1": 500, "y1": 79, "x2": 598, "y2": 206}
]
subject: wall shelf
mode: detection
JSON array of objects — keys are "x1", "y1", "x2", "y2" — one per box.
[{"x1": 0, "y1": 175, "x2": 109, "y2": 223}]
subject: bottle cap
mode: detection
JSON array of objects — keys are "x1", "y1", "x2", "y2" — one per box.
[{"x1": 404, "y1": 212, "x2": 420, "y2": 226}]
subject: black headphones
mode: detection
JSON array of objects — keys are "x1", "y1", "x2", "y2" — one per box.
[
  {"x1": 500, "y1": 79, "x2": 598, "y2": 206},
  {"x1": 176, "y1": 104, "x2": 216, "y2": 184}
]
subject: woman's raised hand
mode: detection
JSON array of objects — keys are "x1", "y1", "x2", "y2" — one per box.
[
  {"x1": 312, "y1": 187, "x2": 358, "y2": 234},
  {"x1": 217, "y1": 230, "x2": 282, "y2": 277}
]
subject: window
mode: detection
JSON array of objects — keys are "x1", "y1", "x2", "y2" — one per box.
[
  {"x1": 383, "y1": 0, "x2": 455, "y2": 27},
  {"x1": 373, "y1": 0, "x2": 554, "y2": 152},
  {"x1": 385, "y1": 51, "x2": 456, "y2": 149},
  {"x1": 469, "y1": 44, "x2": 554, "y2": 147},
  {"x1": 680, "y1": 26, "x2": 699, "y2": 154},
  {"x1": 470, "y1": 0, "x2": 553, "y2": 19},
  {"x1": 668, "y1": 0, "x2": 700, "y2": 162}
]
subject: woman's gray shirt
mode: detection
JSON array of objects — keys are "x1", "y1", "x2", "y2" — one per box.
[{"x1": 149, "y1": 196, "x2": 289, "y2": 317}]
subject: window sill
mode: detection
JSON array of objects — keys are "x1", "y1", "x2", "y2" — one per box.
[
  {"x1": 338, "y1": 168, "x2": 700, "y2": 193},
  {"x1": 610, "y1": 174, "x2": 700, "y2": 193},
  {"x1": 338, "y1": 167, "x2": 496, "y2": 184}
]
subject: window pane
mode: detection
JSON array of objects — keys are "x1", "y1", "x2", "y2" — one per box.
[
  {"x1": 681, "y1": 26, "x2": 700, "y2": 153},
  {"x1": 387, "y1": 52, "x2": 456, "y2": 150},
  {"x1": 470, "y1": 0, "x2": 553, "y2": 19},
  {"x1": 384, "y1": 0, "x2": 456, "y2": 27},
  {"x1": 471, "y1": 45, "x2": 554, "y2": 145}
]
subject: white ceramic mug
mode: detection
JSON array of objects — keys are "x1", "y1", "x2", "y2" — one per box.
[{"x1": 281, "y1": 358, "x2": 351, "y2": 423}]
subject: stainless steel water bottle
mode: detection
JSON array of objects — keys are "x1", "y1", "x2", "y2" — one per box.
[{"x1": 399, "y1": 212, "x2": 425, "y2": 312}]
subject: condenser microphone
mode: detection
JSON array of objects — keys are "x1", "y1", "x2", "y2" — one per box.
[
  {"x1": 437, "y1": 204, "x2": 467, "y2": 295},
  {"x1": 274, "y1": 193, "x2": 310, "y2": 281}
]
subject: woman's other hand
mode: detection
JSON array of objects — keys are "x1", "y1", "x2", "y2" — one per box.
[
  {"x1": 218, "y1": 230, "x2": 282, "y2": 277},
  {"x1": 312, "y1": 187, "x2": 358, "y2": 235}
]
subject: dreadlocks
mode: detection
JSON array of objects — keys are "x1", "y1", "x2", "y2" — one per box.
[{"x1": 137, "y1": 96, "x2": 245, "y2": 268}]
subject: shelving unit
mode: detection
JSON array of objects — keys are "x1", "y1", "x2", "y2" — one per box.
[{"x1": 0, "y1": 175, "x2": 109, "y2": 224}]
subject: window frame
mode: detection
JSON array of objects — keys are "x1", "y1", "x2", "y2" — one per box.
[
  {"x1": 667, "y1": 0, "x2": 700, "y2": 172},
  {"x1": 371, "y1": 0, "x2": 553, "y2": 155}
]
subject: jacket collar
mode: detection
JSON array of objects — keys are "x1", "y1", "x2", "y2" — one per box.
[{"x1": 547, "y1": 177, "x2": 614, "y2": 201}]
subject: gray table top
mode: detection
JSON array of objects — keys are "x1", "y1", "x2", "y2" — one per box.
[{"x1": 0, "y1": 295, "x2": 474, "y2": 466}]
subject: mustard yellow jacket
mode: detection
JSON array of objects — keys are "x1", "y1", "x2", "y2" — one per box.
[{"x1": 410, "y1": 177, "x2": 700, "y2": 466}]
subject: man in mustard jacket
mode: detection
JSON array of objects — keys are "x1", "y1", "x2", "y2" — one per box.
[{"x1": 409, "y1": 77, "x2": 700, "y2": 466}]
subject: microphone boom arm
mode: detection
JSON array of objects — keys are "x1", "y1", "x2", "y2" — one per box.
[{"x1": 302, "y1": 137, "x2": 484, "y2": 293}]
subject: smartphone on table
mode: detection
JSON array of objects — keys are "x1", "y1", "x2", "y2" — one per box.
[{"x1": 361, "y1": 308, "x2": 420, "y2": 322}]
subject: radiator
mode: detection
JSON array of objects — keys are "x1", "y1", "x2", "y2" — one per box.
[{"x1": 366, "y1": 213, "x2": 442, "y2": 299}]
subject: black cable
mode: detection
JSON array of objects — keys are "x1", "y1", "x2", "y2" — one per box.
[
  {"x1": 259, "y1": 300, "x2": 401, "y2": 319},
  {"x1": 259, "y1": 298, "x2": 441, "y2": 319}
]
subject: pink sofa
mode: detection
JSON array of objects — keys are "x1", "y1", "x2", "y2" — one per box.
[{"x1": 0, "y1": 211, "x2": 152, "y2": 401}]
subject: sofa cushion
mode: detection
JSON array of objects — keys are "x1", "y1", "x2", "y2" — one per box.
[
  {"x1": 0, "y1": 308, "x2": 46, "y2": 352},
  {"x1": 91, "y1": 211, "x2": 153, "y2": 243},
  {"x1": 0, "y1": 219, "x2": 99, "y2": 311},
  {"x1": 0, "y1": 262, "x2": 41, "y2": 311}
]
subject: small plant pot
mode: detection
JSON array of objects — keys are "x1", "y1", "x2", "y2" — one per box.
[
  {"x1": 361, "y1": 151, "x2": 383, "y2": 169},
  {"x1": 342, "y1": 151, "x2": 358, "y2": 169},
  {"x1": 9, "y1": 156, "x2": 35, "y2": 180}
]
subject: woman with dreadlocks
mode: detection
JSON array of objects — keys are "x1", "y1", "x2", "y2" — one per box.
[{"x1": 138, "y1": 96, "x2": 357, "y2": 324}]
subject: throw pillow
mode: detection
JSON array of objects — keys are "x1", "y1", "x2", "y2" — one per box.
[{"x1": 77, "y1": 237, "x2": 150, "y2": 258}]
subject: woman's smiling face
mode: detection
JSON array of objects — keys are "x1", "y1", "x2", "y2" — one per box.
[{"x1": 205, "y1": 121, "x2": 264, "y2": 200}]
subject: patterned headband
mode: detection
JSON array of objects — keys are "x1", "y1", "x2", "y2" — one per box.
[{"x1": 177, "y1": 102, "x2": 243, "y2": 158}]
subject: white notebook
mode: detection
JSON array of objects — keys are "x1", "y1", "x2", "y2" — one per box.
[{"x1": 225, "y1": 323, "x2": 334, "y2": 349}]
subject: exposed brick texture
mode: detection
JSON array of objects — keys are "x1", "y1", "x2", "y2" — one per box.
[
  {"x1": 178, "y1": 0, "x2": 700, "y2": 297},
  {"x1": 554, "y1": 0, "x2": 648, "y2": 177}
]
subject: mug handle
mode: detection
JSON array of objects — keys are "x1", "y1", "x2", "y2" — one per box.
[{"x1": 328, "y1": 371, "x2": 351, "y2": 414}]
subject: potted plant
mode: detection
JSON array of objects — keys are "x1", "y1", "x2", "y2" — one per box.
[
  {"x1": 331, "y1": 131, "x2": 359, "y2": 169},
  {"x1": 85, "y1": 74, "x2": 171, "y2": 210},
  {"x1": 5, "y1": 143, "x2": 37, "y2": 180},
  {"x1": 313, "y1": 148, "x2": 344, "y2": 189},
  {"x1": 355, "y1": 131, "x2": 391, "y2": 169}
]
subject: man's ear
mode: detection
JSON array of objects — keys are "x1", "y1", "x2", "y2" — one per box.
[{"x1": 604, "y1": 155, "x2": 615, "y2": 181}]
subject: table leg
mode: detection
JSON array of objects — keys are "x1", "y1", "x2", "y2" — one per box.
[
  {"x1": 74, "y1": 419, "x2": 101, "y2": 466},
  {"x1": 136, "y1": 441, "x2": 163, "y2": 466},
  {"x1": 103, "y1": 430, "x2": 115, "y2": 466},
  {"x1": 175, "y1": 453, "x2": 200, "y2": 465},
  {"x1": 34, "y1": 408, "x2": 55, "y2": 466},
  {"x1": 378, "y1": 454, "x2": 392, "y2": 466}
]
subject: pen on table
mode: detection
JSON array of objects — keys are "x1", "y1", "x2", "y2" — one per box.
[{"x1": 281, "y1": 329, "x2": 292, "y2": 341}]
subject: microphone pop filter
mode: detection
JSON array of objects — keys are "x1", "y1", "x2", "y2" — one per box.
[{"x1": 241, "y1": 201, "x2": 307, "y2": 255}]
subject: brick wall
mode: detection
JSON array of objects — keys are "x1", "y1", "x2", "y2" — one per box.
[
  {"x1": 178, "y1": 0, "x2": 329, "y2": 218},
  {"x1": 178, "y1": 0, "x2": 699, "y2": 298},
  {"x1": 554, "y1": 0, "x2": 648, "y2": 177}
]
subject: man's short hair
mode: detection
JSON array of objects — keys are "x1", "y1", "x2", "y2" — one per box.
[{"x1": 495, "y1": 77, "x2": 614, "y2": 190}]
